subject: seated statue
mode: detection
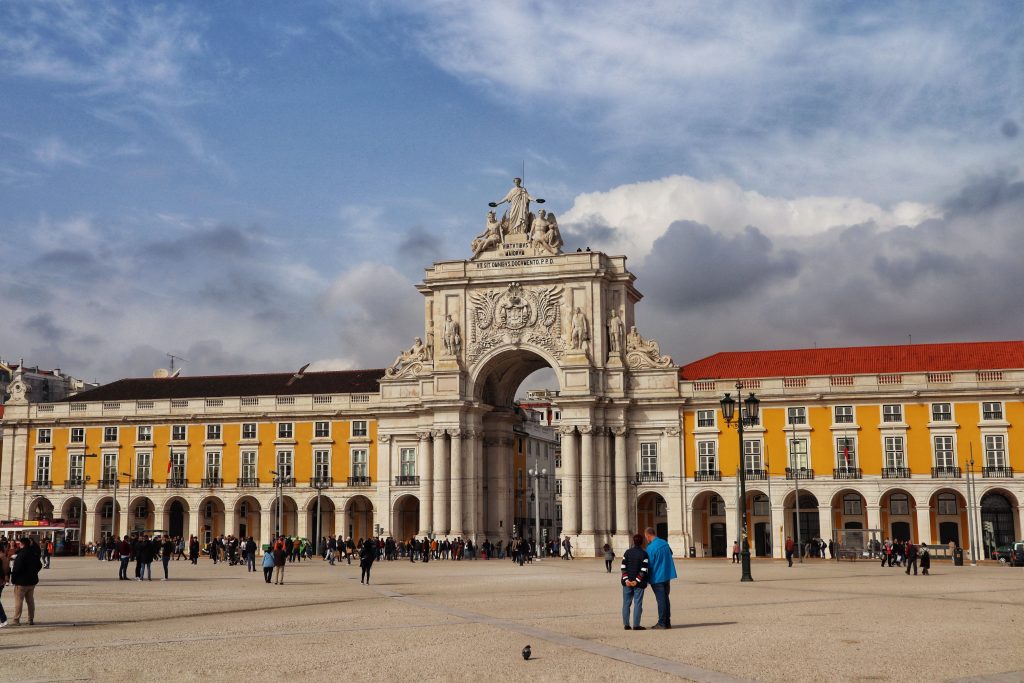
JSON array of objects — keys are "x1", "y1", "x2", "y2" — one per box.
[
  {"x1": 529, "y1": 209, "x2": 563, "y2": 255},
  {"x1": 625, "y1": 326, "x2": 673, "y2": 369},
  {"x1": 471, "y1": 211, "x2": 503, "y2": 258},
  {"x1": 386, "y1": 337, "x2": 429, "y2": 377}
]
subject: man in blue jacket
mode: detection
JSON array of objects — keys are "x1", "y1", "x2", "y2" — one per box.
[{"x1": 644, "y1": 527, "x2": 677, "y2": 629}]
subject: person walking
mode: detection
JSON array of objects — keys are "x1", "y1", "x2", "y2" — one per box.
[
  {"x1": 920, "y1": 544, "x2": 931, "y2": 576},
  {"x1": 189, "y1": 536, "x2": 199, "y2": 565},
  {"x1": 11, "y1": 537, "x2": 42, "y2": 626},
  {"x1": 620, "y1": 533, "x2": 649, "y2": 630},
  {"x1": 245, "y1": 537, "x2": 258, "y2": 572},
  {"x1": 117, "y1": 535, "x2": 132, "y2": 580},
  {"x1": 785, "y1": 536, "x2": 795, "y2": 567},
  {"x1": 40, "y1": 539, "x2": 51, "y2": 569},
  {"x1": 359, "y1": 537, "x2": 377, "y2": 584},
  {"x1": 0, "y1": 542, "x2": 10, "y2": 627},
  {"x1": 562, "y1": 536, "x2": 573, "y2": 560},
  {"x1": 272, "y1": 540, "x2": 287, "y2": 585},
  {"x1": 603, "y1": 543, "x2": 615, "y2": 573},
  {"x1": 262, "y1": 547, "x2": 274, "y2": 583},
  {"x1": 732, "y1": 540, "x2": 740, "y2": 563},
  {"x1": 160, "y1": 536, "x2": 174, "y2": 580},
  {"x1": 905, "y1": 541, "x2": 919, "y2": 576},
  {"x1": 644, "y1": 527, "x2": 677, "y2": 630}
]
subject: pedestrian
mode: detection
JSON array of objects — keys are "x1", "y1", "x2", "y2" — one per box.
[
  {"x1": 920, "y1": 544, "x2": 930, "y2": 576},
  {"x1": 142, "y1": 536, "x2": 155, "y2": 580},
  {"x1": 603, "y1": 543, "x2": 615, "y2": 573},
  {"x1": 11, "y1": 537, "x2": 42, "y2": 626},
  {"x1": 245, "y1": 537, "x2": 257, "y2": 572},
  {"x1": 731, "y1": 540, "x2": 740, "y2": 563},
  {"x1": 360, "y1": 537, "x2": 376, "y2": 584},
  {"x1": 785, "y1": 536, "x2": 795, "y2": 567},
  {"x1": 40, "y1": 539, "x2": 51, "y2": 569},
  {"x1": 262, "y1": 547, "x2": 274, "y2": 583},
  {"x1": 0, "y1": 541, "x2": 10, "y2": 627},
  {"x1": 905, "y1": 540, "x2": 918, "y2": 576},
  {"x1": 117, "y1": 535, "x2": 131, "y2": 580},
  {"x1": 828, "y1": 539, "x2": 835, "y2": 559},
  {"x1": 160, "y1": 536, "x2": 174, "y2": 580},
  {"x1": 644, "y1": 527, "x2": 677, "y2": 630},
  {"x1": 620, "y1": 533, "x2": 649, "y2": 631},
  {"x1": 189, "y1": 536, "x2": 199, "y2": 565},
  {"x1": 272, "y1": 539, "x2": 287, "y2": 585},
  {"x1": 562, "y1": 536, "x2": 574, "y2": 560}
]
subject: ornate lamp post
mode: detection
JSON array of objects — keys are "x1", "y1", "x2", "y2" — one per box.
[
  {"x1": 721, "y1": 385, "x2": 760, "y2": 582},
  {"x1": 78, "y1": 453, "x2": 97, "y2": 556},
  {"x1": 527, "y1": 461, "x2": 547, "y2": 558},
  {"x1": 270, "y1": 470, "x2": 283, "y2": 539}
]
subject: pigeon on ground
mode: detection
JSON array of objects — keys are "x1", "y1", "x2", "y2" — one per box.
[{"x1": 522, "y1": 645, "x2": 531, "y2": 661}]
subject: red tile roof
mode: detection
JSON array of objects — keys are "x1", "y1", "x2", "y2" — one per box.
[
  {"x1": 59, "y1": 369, "x2": 386, "y2": 403},
  {"x1": 680, "y1": 341, "x2": 1024, "y2": 380}
]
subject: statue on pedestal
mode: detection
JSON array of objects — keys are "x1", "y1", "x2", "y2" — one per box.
[
  {"x1": 442, "y1": 314, "x2": 462, "y2": 357},
  {"x1": 607, "y1": 309, "x2": 624, "y2": 358},
  {"x1": 489, "y1": 177, "x2": 544, "y2": 235},
  {"x1": 529, "y1": 209, "x2": 563, "y2": 255},
  {"x1": 570, "y1": 307, "x2": 589, "y2": 351},
  {"x1": 386, "y1": 337, "x2": 430, "y2": 378},
  {"x1": 625, "y1": 326, "x2": 673, "y2": 369}
]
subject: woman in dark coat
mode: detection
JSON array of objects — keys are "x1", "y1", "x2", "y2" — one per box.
[
  {"x1": 920, "y1": 544, "x2": 931, "y2": 575},
  {"x1": 359, "y1": 537, "x2": 377, "y2": 584}
]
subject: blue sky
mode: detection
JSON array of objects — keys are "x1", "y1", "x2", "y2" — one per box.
[{"x1": 1, "y1": 2, "x2": 1022, "y2": 383}]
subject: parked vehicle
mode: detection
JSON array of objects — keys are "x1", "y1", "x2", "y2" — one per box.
[{"x1": 992, "y1": 544, "x2": 1015, "y2": 563}]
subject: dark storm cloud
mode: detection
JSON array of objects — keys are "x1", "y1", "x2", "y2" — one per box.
[
  {"x1": 145, "y1": 223, "x2": 258, "y2": 262},
  {"x1": 640, "y1": 221, "x2": 801, "y2": 310},
  {"x1": 563, "y1": 215, "x2": 617, "y2": 247},
  {"x1": 1002, "y1": 120, "x2": 1019, "y2": 139},
  {"x1": 25, "y1": 313, "x2": 67, "y2": 342},
  {"x1": 397, "y1": 225, "x2": 442, "y2": 265}
]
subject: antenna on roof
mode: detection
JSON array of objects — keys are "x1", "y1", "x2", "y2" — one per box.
[
  {"x1": 908, "y1": 334, "x2": 912, "y2": 345},
  {"x1": 167, "y1": 353, "x2": 189, "y2": 373}
]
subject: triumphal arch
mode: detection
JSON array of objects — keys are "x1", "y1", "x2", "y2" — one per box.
[{"x1": 377, "y1": 179, "x2": 682, "y2": 556}]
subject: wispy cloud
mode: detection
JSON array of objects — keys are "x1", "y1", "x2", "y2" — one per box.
[{"x1": 33, "y1": 136, "x2": 89, "y2": 168}]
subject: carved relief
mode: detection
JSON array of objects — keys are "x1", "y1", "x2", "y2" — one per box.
[
  {"x1": 417, "y1": 431, "x2": 432, "y2": 441},
  {"x1": 6, "y1": 371, "x2": 29, "y2": 404},
  {"x1": 611, "y1": 426, "x2": 629, "y2": 437},
  {"x1": 386, "y1": 337, "x2": 431, "y2": 378},
  {"x1": 664, "y1": 426, "x2": 681, "y2": 437},
  {"x1": 558, "y1": 425, "x2": 577, "y2": 436},
  {"x1": 625, "y1": 326, "x2": 674, "y2": 370},
  {"x1": 468, "y1": 282, "x2": 564, "y2": 363},
  {"x1": 377, "y1": 434, "x2": 392, "y2": 444}
]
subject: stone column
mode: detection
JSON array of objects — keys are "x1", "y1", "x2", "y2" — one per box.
[
  {"x1": 771, "y1": 505, "x2": 786, "y2": 558},
  {"x1": 450, "y1": 429, "x2": 464, "y2": 537},
  {"x1": 376, "y1": 433, "x2": 392, "y2": 536},
  {"x1": 496, "y1": 437, "x2": 514, "y2": 542},
  {"x1": 866, "y1": 504, "x2": 881, "y2": 536},
  {"x1": 261, "y1": 502, "x2": 275, "y2": 545},
  {"x1": 915, "y1": 505, "x2": 933, "y2": 545},
  {"x1": 613, "y1": 427, "x2": 628, "y2": 535},
  {"x1": 580, "y1": 425, "x2": 595, "y2": 536},
  {"x1": 560, "y1": 426, "x2": 579, "y2": 536},
  {"x1": 594, "y1": 428, "x2": 608, "y2": 537},
  {"x1": 818, "y1": 506, "x2": 833, "y2": 545},
  {"x1": 475, "y1": 432, "x2": 485, "y2": 541},
  {"x1": 463, "y1": 430, "x2": 478, "y2": 540},
  {"x1": 432, "y1": 431, "x2": 449, "y2": 536},
  {"x1": 663, "y1": 426, "x2": 685, "y2": 551},
  {"x1": 417, "y1": 432, "x2": 433, "y2": 536},
  {"x1": 225, "y1": 507, "x2": 238, "y2": 539}
]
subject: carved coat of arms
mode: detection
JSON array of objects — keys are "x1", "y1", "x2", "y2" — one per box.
[{"x1": 468, "y1": 282, "x2": 563, "y2": 362}]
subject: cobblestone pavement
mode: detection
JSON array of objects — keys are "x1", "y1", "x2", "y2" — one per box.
[{"x1": 1, "y1": 555, "x2": 1021, "y2": 682}]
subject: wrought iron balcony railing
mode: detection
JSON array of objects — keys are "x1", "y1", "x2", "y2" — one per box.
[
  {"x1": 635, "y1": 471, "x2": 664, "y2": 483},
  {"x1": 347, "y1": 476, "x2": 372, "y2": 487},
  {"x1": 785, "y1": 467, "x2": 814, "y2": 480},
  {"x1": 931, "y1": 466, "x2": 962, "y2": 479},
  {"x1": 31, "y1": 480, "x2": 52, "y2": 490},
  {"x1": 982, "y1": 466, "x2": 1013, "y2": 478},
  {"x1": 833, "y1": 468, "x2": 863, "y2": 480},
  {"x1": 394, "y1": 475, "x2": 420, "y2": 486},
  {"x1": 64, "y1": 479, "x2": 85, "y2": 489},
  {"x1": 310, "y1": 476, "x2": 334, "y2": 488},
  {"x1": 695, "y1": 470, "x2": 721, "y2": 481},
  {"x1": 97, "y1": 479, "x2": 118, "y2": 489},
  {"x1": 881, "y1": 467, "x2": 911, "y2": 479},
  {"x1": 201, "y1": 477, "x2": 223, "y2": 488},
  {"x1": 166, "y1": 478, "x2": 189, "y2": 488},
  {"x1": 236, "y1": 477, "x2": 260, "y2": 488},
  {"x1": 743, "y1": 468, "x2": 768, "y2": 481},
  {"x1": 132, "y1": 478, "x2": 154, "y2": 488}
]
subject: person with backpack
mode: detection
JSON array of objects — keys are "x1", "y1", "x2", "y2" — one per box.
[
  {"x1": 919, "y1": 544, "x2": 931, "y2": 576},
  {"x1": 10, "y1": 537, "x2": 42, "y2": 626}
]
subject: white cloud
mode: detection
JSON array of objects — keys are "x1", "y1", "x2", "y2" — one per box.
[{"x1": 33, "y1": 136, "x2": 88, "y2": 168}]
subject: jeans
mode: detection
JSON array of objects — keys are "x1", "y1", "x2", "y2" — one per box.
[
  {"x1": 162, "y1": 556, "x2": 170, "y2": 579},
  {"x1": 144, "y1": 562, "x2": 152, "y2": 580},
  {"x1": 263, "y1": 566, "x2": 273, "y2": 583},
  {"x1": 622, "y1": 584, "x2": 644, "y2": 627},
  {"x1": 247, "y1": 552, "x2": 256, "y2": 571},
  {"x1": 650, "y1": 581, "x2": 671, "y2": 627},
  {"x1": 119, "y1": 556, "x2": 130, "y2": 579}
]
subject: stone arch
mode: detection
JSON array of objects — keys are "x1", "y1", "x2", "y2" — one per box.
[
  {"x1": 783, "y1": 491, "x2": 820, "y2": 550},
  {"x1": 979, "y1": 488, "x2": 1018, "y2": 557},
  {"x1": 163, "y1": 496, "x2": 190, "y2": 540},
  {"x1": 637, "y1": 491, "x2": 667, "y2": 540},
  {"x1": 691, "y1": 489, "x2": 728, "y2": 557},
  {"x1": 344, "y1": 494, "x2": 375, "y2": 542},
  {"x1": 27, "y1": 496, "x2": 54, "y2": 520},
  {"x1": 127, "y1": 495, "x2": 156, "y2": 533},
  {"x1": 743, "y1": 488, "x2": 773, "y2": 557},
  {"x1": 831, "y1": 488, "x2": 868, "y2": 531},
  {"x1": 305, "y1": 494, "x2": 336, "y2": 542},
  {"x1": 469, "y1": 345, "x2": 562, "y2": 408},
  {"x1": 269, "y1": 495, "x2": 299, "y2": 538},
  {"x1": 92, "y1": 495, "x2": 120, "y2": 542},
  {"x1": 928, "y1": 487, "x2": 967, "y2": 548},
  {"x1": 197, "y1": 495, "x2": 226, "y2": 543},
  {"x1": 233, "y1": 495, "x2": 262, "y2": 541},
  {"x1": 878, "y1": 487, "x2": 917, "y2": 542},
  {"x1": 392, "y1": 494, "x2": 419, "y2": 541}
]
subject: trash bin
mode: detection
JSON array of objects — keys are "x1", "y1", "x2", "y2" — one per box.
[
  {"x1": 689, "y1": 546, "x2": 696, "y2": 558},
  {"x1": 953, "y1": 547, "x2": 964, "y2": 566}
]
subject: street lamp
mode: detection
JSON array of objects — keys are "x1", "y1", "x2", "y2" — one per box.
[
  {"x1": 78, "y1": 453, "x2": 97, "y2": 556},
  {"x1": 270, "y1": 470, "x2": 283, "y2": 539},
  {"x1": 527, "y1": 461, "x2": 547, "y2": 558},
  {"x1": 115, "y1": 471, "x2": 131, "y2": 540},
  {"x1": 314, "y1": 481, "x2": 326, "y2": 556},
  {"x1": 721, "y1": 385, "x2": 760, "y2": 582},
  {"x1": 966, "y1": 448, "x2": 979, "y2": 566}
]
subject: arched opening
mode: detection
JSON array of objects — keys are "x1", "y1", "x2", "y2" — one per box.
[
  {"x1": 345, "y1": 495, "x2": 374, "y2": 541},
  {"x1": 197, "y1": 496, "x2": 226, "y2": 545},
  {"x1": 831, "y1": 489, "x2": 867, "y2": 531},
  {"x1": 637, "y1": 491, "x2": 667, "y2": 540},
  {"x1": 27, "y1": 496, "x2": 54, "y2": 520},
  {"x1": 306, "y1": 495, "x2": 336, "y2": 543},
  {"x1": 691, "y1": 490, "x2": 727, "y2": 557},
  {"x1": 128, "y1": 496, "x2": 155, "y2": 534},
  {"x1": 929, "y1": 489, "x2": 966, "y2": 548},
  {"x1": 879, "y1": 489, "x2": 916, "y2": 542},
  {"x1": 93, "y1": 496, "x2": 119, "y2": 542},
  {"x1": 62, "y1": 497, "x2": 85, "y2": 547},
  {"x1": 393, "y1": 494, "x2": 420, "y2": 541},
  {"x1": 744, "y1": 489, "x2": 772, "y2": 557},
  {"x1": 784, "y1": 491, "x2": 819, "y2": 551},
  {"x1": 234, "y1": 496, "x2": 262, "y2": 541},
  {"x1": 164, "y1": 498, "x2": 190, "y2": 540},
  {"x1": 980, "y1": 491, "x2": 1017, "y2": 558},
  {"x1": 269, "y1": 495, "x2": 298, "y2": 538}
]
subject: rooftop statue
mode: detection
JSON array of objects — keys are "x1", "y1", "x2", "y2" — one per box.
[
  {"x1": 472, "y1": 178, "x2": 561, "y2": 259},
  {"x1": 489, "y1": 177, "x2": 543, "y2": 235}
]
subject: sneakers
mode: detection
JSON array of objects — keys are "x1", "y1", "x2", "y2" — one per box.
[{"x1": 0, "y1": 621, "x2": 7, "y2": 628}]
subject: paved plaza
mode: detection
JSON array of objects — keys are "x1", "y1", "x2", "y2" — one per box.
[{"x1": 0, "y1": 554, "x2": 1021, "y2": 682}]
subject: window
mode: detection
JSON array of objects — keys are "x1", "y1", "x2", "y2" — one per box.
[
  {"x1": 277, "y1": 423, "x2": 293, "y2": 439},
  {"x1": 103, "y1": 426, "x2": 118, "y2": 443},
  {"x1": 555, "y1": 454, "x2": 561, "y2": 468},
  {"x1": 315, "y1": 421, "x2": 331, "y2": 438},
  {"x1": 741, "y1": 406, "x2": 760, "y2": 426},
  {"x1": 787, "y1": 407, "x2": 807, "y2": 425},
  {"x1": 69, "y1": 453, "x2": 84, "y2": 483},
  {"x1": 933, "y1": 435, "x2": 955, "y2": 468},
  {"x1": 241, "y1": 451, "x2": 257, "y2": 480},
  {"x1": 102, "y1": 452, "x2": 117, "y2": 481},
  {"x1": 277, "y1": 451, "x2": 294, "y2": 479},
  {"x1": 35, "y1": 453, "x2": 51, "y2": 482},
  {"x1": 517, "y1": 469, "x2": 524, "y2": 489},
  {"x1": 172, "y1": 424, "x2": 187, "y2": 441},
  {"x1": 101, "y1": 501, "x2": 114, "y2": 519},
  {"x1": 241, "y1": 423, "x2": 257, "y2": 440},
  {"x1": 170, "y1": 451, "x2": 187, "y2": 480},
  {"x1": 753, "y1": 495, "x2": 770, "y2": 516},
  {"x1": 743, "y1": 440, "x2": 762, "y2": 471},
  {"x1": 696, "y1": 410, "x2": 715, "y2": 428},
  {"x1": 937, "y1": 493, "x2": 958, "y2": 516},
  {"x1": 709, "y1": 494, "x2": 724, "y2": 516},
  {"x1": 206, "y1": 424, "x2": 221, "y2": 441},
  {"x1": 984, "y1": 435, "x2": 1006, "y2": 468},
  {"x1": 884, "y1": 436, "x2": 905, "y2": 468},
  {"x1": 931, "y1": 403, "x2": 952, "y2": 422},
  {"x1": 315, "y1": 449, "x2": 331, "y2": 479},
  {"x1": 836, "y1": 437, "x2": 857, "y2": 468},
  {"x1": 555, "y1": 479, "x2": 562, "y2": 495},
  {"x1": 556, "y1": 504, "x2": 562, "y2": 521},
  {"x1": 843, "y1": 494, "x2": 863, "y2": 515},
  {"x1": 834, "y1": 406, "x2": 854, "y2": 424},
  {"x1": 982, "y1": 402, "x2": 1003, "y2": 420},
  {"x1": 640, "y1": 442, "x2": 658, "y2": 473},
  {"x1": 70, "y1": 427, "x2": 84, "y2": 443},
  {"x1": 37, "y1": 428, "x2": 52, "y2": 445},
  {"x1": 135, "y1": 452, "x2": 152, "y2": 480},
  {"x1": 882, "y1": 404, "x2": 903, "y2": 423},
  {"x1": 352, "y1": 420, "x2": 368, "y2": 438},
  {"x1": 788, "y1": 438, "x2": 808, "y2": 469},
  {"x1": 137, "y1": 425, "x2": 152, "y2": 442},
  {"x1": 697, "y1": 441, "x2": 717, "y2": 472},
  {"x1": 889, "y1": 493, "x2": 910, "y2": 516},
  {"x1": 205, "y1": 451, "x2": 221, "y2": 480},
  {"x1": 351, "y1": 449, "x2": 368, "y2": 478},
  {"x1": 399, "y1": 447, "x2": 415, "y2": 477},
  {"x1": 135, "y1": 503, "x2": 148, "y2": 520}
]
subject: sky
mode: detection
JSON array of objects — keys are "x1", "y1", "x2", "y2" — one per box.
[{"x1": 1, "y1": 1, "x2": 1022, "y2": 385}]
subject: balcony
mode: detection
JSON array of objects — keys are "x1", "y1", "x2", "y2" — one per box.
[
  {"x1": 166, "y1": 478, "x2": 189, "y2": 489},
  {"x1": 273, "y1": 477, "x2": 296, "y2": 488},
  {"x1": 743, "y1": 468, "x2": 768, "y2": 481},
  {"x1": 97, "y1": 479, "x2": 119, "y2": 489},
  {"x1": 982, "y1": 466, "x2": 1014, "y2": 478},
  {"x1": 31, "y1": 480, "x2": 52, "y2": 490},
  {"x1": 635, "y1": 471, "x2": 664, "y2": 483},
  {"x1": 785, "y1": 468, "x2": 814, "y2": 480},
  {"x1": 310, "y1": 476, "x2": 334, "y2": 488},
  {"x1": 931, "y1": 466, "x2": 962, "y2": 479},
  {"x1": 833, "y1": 468, "x2": 863, "y2": 480},
  {"x1": 132, "y1": 478, "x2": 154, "y2": 488},
  {"x1": 236, "y1": 478, "x2": 260, "y2": 488},
  {"x1": 394, "y1": 475, "x2": 420, "y2": 486},
  {"x1": 347, "y1": 476, "x2": 372, "y2": 487},
  {"x1": 201, "y1": 477, "x2": 223, "y2": 488},
  {"x1": 64, "y1": 479, "x2": 85, "y2": 489},
  {"x1": 695, "y1": 470, "x2": 721, "y2": 481},
  {"x1": 882, "y1": 467, "x2": 911, "y2": 479}
]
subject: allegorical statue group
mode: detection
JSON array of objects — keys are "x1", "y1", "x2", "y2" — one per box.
[{"x1": 471, "y1": 177, "x2": 563, "y2": 258}]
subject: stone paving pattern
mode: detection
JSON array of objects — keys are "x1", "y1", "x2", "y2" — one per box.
[{"x1": 1, "y1": 556, "x2": 1021, "y2": 682}]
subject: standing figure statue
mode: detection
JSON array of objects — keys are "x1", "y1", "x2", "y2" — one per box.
[
  {"x1": 570, "y1": 307, "x2": 590, "y2": 350},
  {"x1": 489, "y1": 177, "x2": 544, "y2": 235},
  {"x1": 607, "y1": 309, "x2": 624, "y2": 356},
  {"x1": 442, "y1": 314, "x2": 462, "y2": 357}
]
